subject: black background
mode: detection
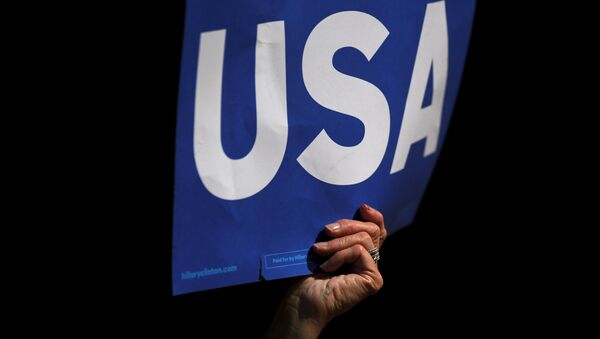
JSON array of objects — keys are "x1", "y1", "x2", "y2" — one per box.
[{"x1": 28, "y1": 1, "x2": 586, "y2": 334}]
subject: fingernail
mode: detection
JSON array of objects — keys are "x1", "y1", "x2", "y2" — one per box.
[
  {"x1": 313, "y1": 242, "x2": 326, "y2": 249},
  {"x1": 362, "y1": 203, "x2": 371, "y2": 210},
  {"x1": 325, "y1": 223, "x2": 340, "y2": 231},
  {"x1": 320, "y1": 259, "x2": 333, "y2": 270}
]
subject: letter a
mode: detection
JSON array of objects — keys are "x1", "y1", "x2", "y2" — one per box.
[{"x1": 390, "y1": 1, "x2": 449, "y2": 173}]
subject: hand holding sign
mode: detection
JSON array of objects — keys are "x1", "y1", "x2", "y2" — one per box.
[{"x1": 266, "y1": 204, "x2": 387, "y2": 339}]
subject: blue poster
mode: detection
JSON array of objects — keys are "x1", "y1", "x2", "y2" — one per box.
[{"x1": 173, "y1": 0, "x2": 475, "y2": 295}]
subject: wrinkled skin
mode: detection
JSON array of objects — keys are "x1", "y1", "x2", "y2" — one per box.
[{"x1": 265, "y1": 204, "x2": 387, "y2": 339}]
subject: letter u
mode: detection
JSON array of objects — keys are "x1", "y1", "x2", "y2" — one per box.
[{"x1": 193, "y1": 21, "x2": 287, "y2": 200}]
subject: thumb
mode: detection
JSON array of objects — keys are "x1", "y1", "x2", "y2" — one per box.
[{"x1": 359, "y1": 203, "x2": 384, "y2": 226}]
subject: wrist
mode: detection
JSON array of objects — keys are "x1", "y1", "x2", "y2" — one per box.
[{"x1": 265, "y1": 294, "x2": 326, "y2": 339}]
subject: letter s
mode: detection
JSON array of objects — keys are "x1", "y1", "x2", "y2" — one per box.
[{"x1": 298, "y1": 11, "x2": 390, "y2": 185}]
